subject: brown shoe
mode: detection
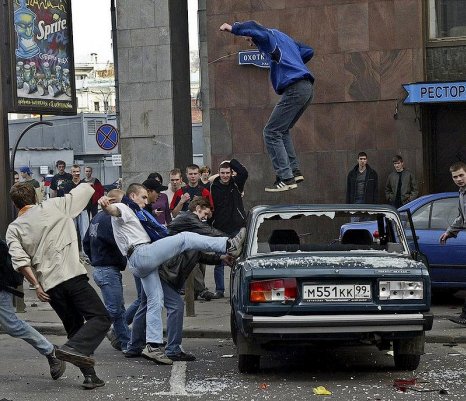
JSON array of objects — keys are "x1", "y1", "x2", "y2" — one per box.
[{"x1": 55, "y1": 345, "x2": 95, "y2": 368}]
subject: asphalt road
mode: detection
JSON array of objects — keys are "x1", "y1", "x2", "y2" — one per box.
[{"x1": 1, "y1": 335, "x2": 465, "y2": 401}]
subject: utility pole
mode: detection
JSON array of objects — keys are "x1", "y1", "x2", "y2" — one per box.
[{"x1": 0, "y1": 0, "x2": 13, "y2": 237}]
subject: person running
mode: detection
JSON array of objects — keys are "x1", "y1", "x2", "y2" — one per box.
[{"x1": 220, "y1": 20, "x2": 314, "y2": 192}]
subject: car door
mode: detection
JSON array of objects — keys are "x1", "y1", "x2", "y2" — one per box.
[{"x1": 412, "y1": 197, "x2": 466, "y2": 287}]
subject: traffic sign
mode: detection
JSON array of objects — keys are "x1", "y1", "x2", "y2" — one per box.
[{"x1": 96, "y1": 124, "x2": 119, "y2": 151}]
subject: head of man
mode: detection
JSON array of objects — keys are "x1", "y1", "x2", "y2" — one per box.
[
  {"x1": 169, "y1": 168, "x2": 183, "y2": 192},
  {"x1": 450, "y1": 162, "x2": 466, "y2": 190},
  {"x1": 84, "y1": 166, "x2": 93, "y2": 180},
  {"x1": 142, "y1": 179, "x2": 168, "y2": 203},
  {"x1": 147, "y1": 172, "x2": 163, "y2": 184},
  {"x1": 188, "y1": 197, "x2": 212, "y2": 221},
  {"x1": 70, "y1": 164, "x2": 81, "y2": 183},
  {"x1": 107, "y1": 189, "x2": 124, "y2": 204},
  {"x1": 19, "y1": 166, "x2": 32, "y2": 179},
  {"x1": 56, "y1": 160, "x2": 66, "y2": 174},
  {"x1": 186, "y1": 164, "x2": 200, "y2": 187},
  {"x1": 392, "y1": 155, "x2": 404, "y2": 173},
  {"x1": 10, "y1": 182, "x2": 36, "y2": 209},
  {"x1": 218, "y1": 161, "x2": 232, "y2": 185},
  {"x1": 357, "y1": 152, "x2": 368, "y2": 171},
  {"x1": 200, "y1": 166, "x2": 211, "y2": 182},
  {"x1": 13, "y1": 171, "x2": 19, "y2": 184},
  {"x1": 126, "y1": 183, "x2": 148, "y2": 209}
]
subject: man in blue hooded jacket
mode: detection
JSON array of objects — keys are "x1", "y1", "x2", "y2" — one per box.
[{"x1": 220, "y1": 20, "x2": 314, "y2": 192}]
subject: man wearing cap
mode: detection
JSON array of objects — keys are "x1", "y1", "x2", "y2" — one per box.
[
  {"x1": 20, "y1": 166, "x2": 43, "y2": 202},
  {"x1": 143, "y1": 179, "x2": 171, "y2": 225}
]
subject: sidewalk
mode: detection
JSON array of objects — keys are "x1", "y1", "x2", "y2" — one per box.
[{"x1": 4, "y1": 266, "x2": 466, "y2": 344}]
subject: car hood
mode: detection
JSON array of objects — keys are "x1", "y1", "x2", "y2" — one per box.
[{"x1": 243, "y1": 253, "x2": 426, "y2": 272}]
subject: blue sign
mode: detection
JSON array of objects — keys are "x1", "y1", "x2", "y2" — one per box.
[
  {"x1": 238, "y1": 50, "x2": 270, "y2": 68},
  {"x1": 96, "y1": 124, "x2": 118, "y2": 151},
  {"x1": 403, "y1": 81, "x2": 466, "y2": 104}
]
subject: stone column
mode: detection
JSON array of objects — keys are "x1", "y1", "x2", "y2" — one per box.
[{"x1": 116, "y1": 0, "x2": 192, "y2": 184}]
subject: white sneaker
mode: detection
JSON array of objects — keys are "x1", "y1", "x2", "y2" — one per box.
[
  {"x1": 142, "y1": 345, "x2": 173, "y2": 365},
  {"x1": 227, "y1": 227, "x2": 246, "y2": 257}
]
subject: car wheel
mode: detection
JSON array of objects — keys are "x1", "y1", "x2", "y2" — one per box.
[
  {"x1": 238, "y1": 353, "x2": 260, "y2": 373},
  {"x1": 393, "y1": 340, "x2": 421, "y2": 371},
  {"x1": 230, "y1": 308, "x2": 238, "y2": 346}
]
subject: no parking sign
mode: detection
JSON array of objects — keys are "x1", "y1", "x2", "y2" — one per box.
[{"x1": 96, "y1": 124, "x2": 119, "y2": 151}]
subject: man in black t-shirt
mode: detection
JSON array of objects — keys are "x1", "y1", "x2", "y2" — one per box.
[{"x1": 50, "y1": 160, "x2": 73, "y2": 198}]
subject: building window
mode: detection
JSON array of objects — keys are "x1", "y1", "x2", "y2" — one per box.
[
  {"x1": 94, "y1": 101, "x2": 100, "y2": 111},
  {"x1": 88, "y1": 119, "x2": 105, "y2": 134},
  {"x1": 429, "y1": 0, "x2": 466, "y2": 39}
]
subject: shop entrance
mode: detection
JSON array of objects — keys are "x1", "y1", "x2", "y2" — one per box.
[{"x1": 430, "y1": 103, "x2": 466, "y2": 192}]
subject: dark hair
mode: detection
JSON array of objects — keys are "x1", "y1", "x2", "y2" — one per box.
[
  {"x1": 85, "y1": 166, "x2": 93, "y2": 172},
  {"x1": 357, "y1": 152, "x2": 367, "y2": 158},
  {"x1": 56, "y1": 160, "x2": 66, "y2": 167},
  {"x1": 10, "y1": 182, "x2": 36, "y2": 209},
  {"x1": 219, "y1": 161, "x2": 230, "y2": 170},
  {"x1": 186, "y1": 164, "x2": 200, "y2": 173},
  {"x1": 126, "y1": 183, "x2": 145, "y2": 196},
  {"x1": 450, "y1": 162, "x2": 466, "y2": 173},
  {"x1": 392, "y1": 155, "x2": 403, "y2": 163},
  {"x1": 147, "y1": 172, "x2": 163, "y2": 183},
  {"x1": 71, "y1": 164, "x2": 81, "y2": 170},
  {"x1": 13, "y1": 170, "x2": 18, "y2": 176},
  {"x1": 188, "y1": 197, "x2": 212, "y2": 212}
]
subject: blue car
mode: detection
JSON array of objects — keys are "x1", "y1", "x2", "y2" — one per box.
[{"x1": 341, "y1": 193, "x2": 466, "y2": 290}]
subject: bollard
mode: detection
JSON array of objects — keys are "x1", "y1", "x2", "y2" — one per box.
[
  {"x1": 14, "y1": 284, "x2": 26, "y2": 313},
  {"x1": 185, "y1": 270, "x2": 195, "y2": 317}
]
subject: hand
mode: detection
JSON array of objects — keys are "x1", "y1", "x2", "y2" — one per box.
[
  {"x1": 181, "y1": 193, "x2": 191, "y2": 204},
  {"x1": 439, "y1": 232, "x2": 451, "y2": 244},
  {"x1": 220, "y1": 254, "x2": 236, "y2": 266},
  {"x1": 98, "y1": 195, "x2": 113, "y2": 208},
  {"x1": 153, "y1": 209, "x2": 163, "y2": 216},
  {"x1": 219, "y1": 23, "x2": 232, "y2": 32},
  {"x1": 35, "y1": 284, "x2": 50, "y2": 302}
]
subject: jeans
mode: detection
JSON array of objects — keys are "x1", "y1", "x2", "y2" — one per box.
[
  {"x1": 92, "y1": 266, "x2": 130, "y2": 350},
  {"x1": 214, "y1": 264, "x2": 225, "y2": 294},
  {"x1": 47, "y1": 275, "x2": 111, "y2": 356},
  {"x1": 128, "y1": 232, "x2": 228, "y2": 343},
  {"x1": 125, "y1": 275, "x2": 142, "y2": 325},
  {"x1": 126, "y1": 286, "x2": 146, "y2": 354},
  {"x1": 0, "y1": 290, "x2": 53, "y2": 356},
  {"x1": 263, "y1": 79, "x2": 313, "y2": 180},
  {"x1": 161, "y1": 280, "x2": 184, "y2": 356}
]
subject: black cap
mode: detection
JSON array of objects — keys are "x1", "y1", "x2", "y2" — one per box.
[{"x1": 142, "y1": 179, "x2": 168, "y2": 193}]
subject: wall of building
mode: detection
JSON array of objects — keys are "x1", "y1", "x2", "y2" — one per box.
[{"x1": 204, "y1": 0, "x2": 424, "y2": 206}]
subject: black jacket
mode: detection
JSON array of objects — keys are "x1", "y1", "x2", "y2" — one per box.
[
  {"x1": 0, "y1": 239, "x2": 24, "y2": 297},
  {"x1": 346, "y1": 164, "x2": 378, "y2": 204},
  {"x1": 160, "y1": 211, "x2": 227, "y2": 289},
  {"x1": 83, "y1": 211, "x2": 127, "y2": 270},
  {"x1": 210, "y1": 159, "x2": 248, "y2": 234}
]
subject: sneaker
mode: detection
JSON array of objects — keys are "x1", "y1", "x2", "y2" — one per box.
[
  {"x1": 46, "y1": 345, "x2": 66, "y2": 380},
  {"x1": 293, "y1": 169, "x2": 304, "y2": 183},
  {"x1": 265, "y1": 177, "x2": 297, "y2": 192},
  {"x1": 142, "y1": 344, "x2": 173, "y2": 365},
  {"x1": 449, "y1": 314, "x2": 466, "y2": 326},
  {"x1": 227, "y1": 227, "x2": 246, "y2": 257},
  {"x1": 211, "y1": 291, "x2": 224, "y2": 299},
  {"x1": 106, "y1": 329, "x2": 122, "y2": 351},
  {"x1": 82, "y1": 374, "x2": 105, "y2": 389},
  {"x1": 55, "y1": 344, "x2": 95, "y2": 368},
  {"x1": 198, "y1": 289, "x2": 215, "y2": 301},
  {"x1": 166, "y1": 351, "x2": 196, "y2": 362}
]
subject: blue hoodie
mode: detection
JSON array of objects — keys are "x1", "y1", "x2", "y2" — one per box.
[{"x1": 231, "y1": 21, "x2": 314, "y2": 95}]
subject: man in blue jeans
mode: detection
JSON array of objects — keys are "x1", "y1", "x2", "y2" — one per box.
[
  {"x1": 83, "y1": 189, "x2": 130, "y2": 352},
  {"x1": 99, "y1": 184, "x2": 245, "y2": 364},
  {"x1": 220, "y1": 20, "x2": 314, "y2": 192}
]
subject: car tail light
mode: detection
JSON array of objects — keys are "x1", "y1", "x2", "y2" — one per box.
[
  {"x1": 250, "y1": 278, "x2": 297, "y2": 302},
  {"x1": 379, "y1": 281, "x2": 423, "y2": 300},
  {"x1": 373, "y1": 230, "x2": 379, "y2": 238}
]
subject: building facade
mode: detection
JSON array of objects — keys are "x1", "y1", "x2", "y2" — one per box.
[{"x1": 201, "y1": 0, "x2": 466, "y2": 206}]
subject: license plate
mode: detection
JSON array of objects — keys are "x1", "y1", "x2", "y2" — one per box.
[{"x1": 303, "y1": 284, "x2": 371, "y2": 301}]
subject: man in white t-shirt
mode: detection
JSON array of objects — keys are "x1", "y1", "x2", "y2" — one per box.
[{"x1": 98, "y1": 183, "x2": 245, "y2": 364}]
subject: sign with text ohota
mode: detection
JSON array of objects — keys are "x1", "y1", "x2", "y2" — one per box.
[{"x1": 9, "y1": 0, "x2": 76, "y2": 115}]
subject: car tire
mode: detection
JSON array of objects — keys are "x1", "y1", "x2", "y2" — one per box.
[
  {"x1": 393, "y1": 339, "x2": 421, "y2": 371},
  {"x1": 238, "y1": 353, "x2": 260, "y2": 374},
  {"x1": 230, "y1": 308, "x2": 238, "y2": 346}
]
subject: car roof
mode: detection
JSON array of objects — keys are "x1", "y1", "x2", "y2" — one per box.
[{"x1": 398, "y1": 192, "x2": 458, "y2": 212}]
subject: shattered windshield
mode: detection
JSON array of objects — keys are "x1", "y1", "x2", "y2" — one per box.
[{"x1": 249, "y1": 210, "x2": 409, "y2": 256}]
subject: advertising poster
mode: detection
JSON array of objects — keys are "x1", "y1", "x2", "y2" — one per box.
[{"x1": 9, "y1": 0, "x2": 76, "y2": 115}]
